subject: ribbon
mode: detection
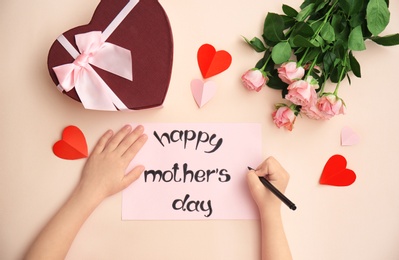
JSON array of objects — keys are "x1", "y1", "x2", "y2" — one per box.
[{"x1": 52, "y1": 0, "x2": 140, "y2": 111}]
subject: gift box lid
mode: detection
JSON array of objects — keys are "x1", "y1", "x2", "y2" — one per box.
[{"x1": 47, "y1": 0, "x2": 174, "y2": 111}]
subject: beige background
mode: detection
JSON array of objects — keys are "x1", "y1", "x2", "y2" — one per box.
[{"x1": 2, "y1": 0, "x2": 399, "y2": 259}]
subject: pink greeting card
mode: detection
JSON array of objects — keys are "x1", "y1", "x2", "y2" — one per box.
[{"x1": 122, "y1": 123, "x2": 262, "y2": 220}]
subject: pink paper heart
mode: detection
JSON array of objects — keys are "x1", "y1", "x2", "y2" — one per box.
[
  {"x1": 190, "y1": 79, "x2": 217, "y2": 108},
  {"x1": 341, "y1": 126, "x2": 360, "y2": 146}
]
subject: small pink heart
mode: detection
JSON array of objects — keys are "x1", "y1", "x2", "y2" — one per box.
[
  {"x1": 190, "y1": 79, "x2": 217, "y2": 108},
  {"x1": 341, "y1": 126, "x2": 360, "y2": 146}
]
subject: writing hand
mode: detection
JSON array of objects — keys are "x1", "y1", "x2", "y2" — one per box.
[{"x1": 247, "y1": 156, "x2": 290, "y2": 213}]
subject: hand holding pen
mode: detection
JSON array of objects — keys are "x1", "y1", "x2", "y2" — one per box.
[
  {"x1": 246, "y1": 156, "x2": 294, "y2": 259},
  {"x1": 247, "y1": 157, "x2": 296, "y2": 212}
]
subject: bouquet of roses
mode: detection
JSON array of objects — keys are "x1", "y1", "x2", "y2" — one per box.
[{"x1": 241, "y1": 0, "x2": 399, "y2": 131}]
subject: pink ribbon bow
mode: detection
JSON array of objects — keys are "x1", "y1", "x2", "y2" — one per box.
[{"x1": 53, "y1": 31, "x2": 133, "y2": 110}]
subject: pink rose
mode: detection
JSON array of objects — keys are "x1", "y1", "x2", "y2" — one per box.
[
  {"x1": 241, "y1": 69, "x2": 267, "y2": 92},
  {"x1": 285, "y1": 79, "x2": 317, "y2": 106},
  {"x1": 278, "y1": 62, "x2": 305, "y2": 84},
  {"x1": 301, "y1": 103, "x2": 326, "y2": 120},
  {"x1": 317, "y1": 94, "x2": 346, "y2": 117},
  {"x1": 301, "y1": 94, "x2": 346, "y2": 120},
  {"x1": 306, "y1": 76, "x2": 320, "y2": 90},
  {"x1": 272, "y1": 105, "x2": 296, "y2": 131}
]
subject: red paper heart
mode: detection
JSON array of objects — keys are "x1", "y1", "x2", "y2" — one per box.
[
  {"x1": 197, "y1": 44, "x2": 232, "y2": 79},
  {"x1": 320, "y1": 155, "x2": 356, "y2": 186},
  {"x1": 47, "y1": 0, "x2": 173, "y2": 110},
  {"x1": 53, "y1": 126, "x2": 88, "y2": 160}
]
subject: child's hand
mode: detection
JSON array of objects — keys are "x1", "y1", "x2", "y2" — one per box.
[
  {"x1": 77, "y1": 125, "x2": 148, "y2": 204},
  {"x1": 247, "y1": 156, "x2": 290, "y2": 213}
]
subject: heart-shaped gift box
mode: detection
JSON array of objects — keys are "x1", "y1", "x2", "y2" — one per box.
[{"x1": 47, "y1": 0, "x2": 173, "y2": 111}]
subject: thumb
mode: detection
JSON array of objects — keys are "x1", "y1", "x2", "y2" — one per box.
[
  {"x1": 122, "y1": 165, "x2": 145, "y2": 189},
  {"x1": 247, "y1": 170, "x2": 263, "y2": 191}
]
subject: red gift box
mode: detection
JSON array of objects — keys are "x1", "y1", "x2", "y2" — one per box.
[{"x1": 47, "y1": 0, "x2": 173, "y2": 111}]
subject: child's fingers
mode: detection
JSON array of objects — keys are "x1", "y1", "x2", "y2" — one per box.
[
  {"x1": 252, "y1": 168, "x2": 268, "y2": 178},
  {"x1": 121, "y1": 134, "x2": 148, "y2": 161},
  {"x1": 92, "y1": 130, "x2": 114, "y2": 154},
  {"x1": 115, "y1": 125, "x2": 145, "y2": 155},
  {"x1": 121, "y1": 165, "x2": 145, "y2": 189},
  {"x1": 103, "y1": 125, "x2": 133, "y2": 152},
  {"x1": 265, "y1": 157, "x2": 290, "y2": 182},
  {"x1": 247, "y1": 170, "x2": 265, "y2": 190}
]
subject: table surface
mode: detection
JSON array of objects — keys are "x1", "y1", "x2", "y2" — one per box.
[{"x1": 2, "y1": 0, "x2": 399, "y2": 259}]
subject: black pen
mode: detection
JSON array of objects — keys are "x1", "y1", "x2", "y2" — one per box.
[{"x1": 248, "y1": 167, "x2": 297, "y2": 211}]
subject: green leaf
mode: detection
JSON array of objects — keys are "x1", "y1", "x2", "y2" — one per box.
[
  {"x1": 367, "y1": 0, "x2": 390, "y2": 35},
  {"x1": 292, "y1": 35, "x2": 317, "y2": 47},
  {"x1": 300, "y1": 0, "x2": 321, "y2": 9},
  {"x1": 271, "y1": 42, "x2": 292, "y2": 64},
  {"x1": 338, "y1": 0, "x2": 364, "y2": 16},
  {"x1": 349, "y1": 9, "x2": 366, "y2": 28},
  {"x1": 281, "y1": 15, "x2": 296, "y2": 29},
  {"x1": 296, "y1": 3, "x2": 315, "y2": 22},
  {"x1": 314, "y1": 35, "x2": 324, "y2": 46},
  {"x1": 297, "y1": 47, "x2": 320, "y2": 64},
  {"x1": 282, "y1": 4, "x2": 298, "y2": 18},
  {"x1": 281, "y1": 88, "x2": 289, "y2": 99},
  {"x1": 323, "y1": 51, "x2": 337, "y2": 74},
  {"x1": 256, "y1": 50, "x2": 274, "y2": 71},
  {"x1": 330, "y1": 66, "x2": 344, "y2": 83},
  {"x1": 331, "y1": 14, "x2": 345, "y2": 33},
  {"x1": 267, "y1": 70, "x2": 288, "y2": 90},
  {"x1": 349, "y1": 51, "x2": 361, "y2": 77},
  {"x1": 371, "y1": 33, "x2": 399, "y2": 46},
  {"x1": 315, "y1": 1, "x2": 328, "y2": 12},
  {"x1": 320, "y1": 22, "x2": 336, "y2": 43},
  {"x1": 348, "y1": 26, "x2": 366, "y2": 51},
  {"x1": 347, "y1": 74, "x2": 352, "y2": 85},
  {"x1": 243, "y1": 36, "x2": 267, "y2": 52},
  {"x1": 290, "y1": 22, "x2": 314, "y2": 38},
  {"x1": 334, "y1": 57, "x2": 342, "y2": 67},
  {"x1": 332, "y1": 14, "x2": 350, "y2": 45},
  {"x1": 333, "y1": 42, "x2": 346, "y2": 59},
  {"x1": 263, "y1": 13, "x2": 286, "y2": 44},
  {"x1": 310, "y1": 20, "x2": 323, "y2": 32},
  {"x1": 268, "y1": 78, "x2": 288, "y2": 90}
]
